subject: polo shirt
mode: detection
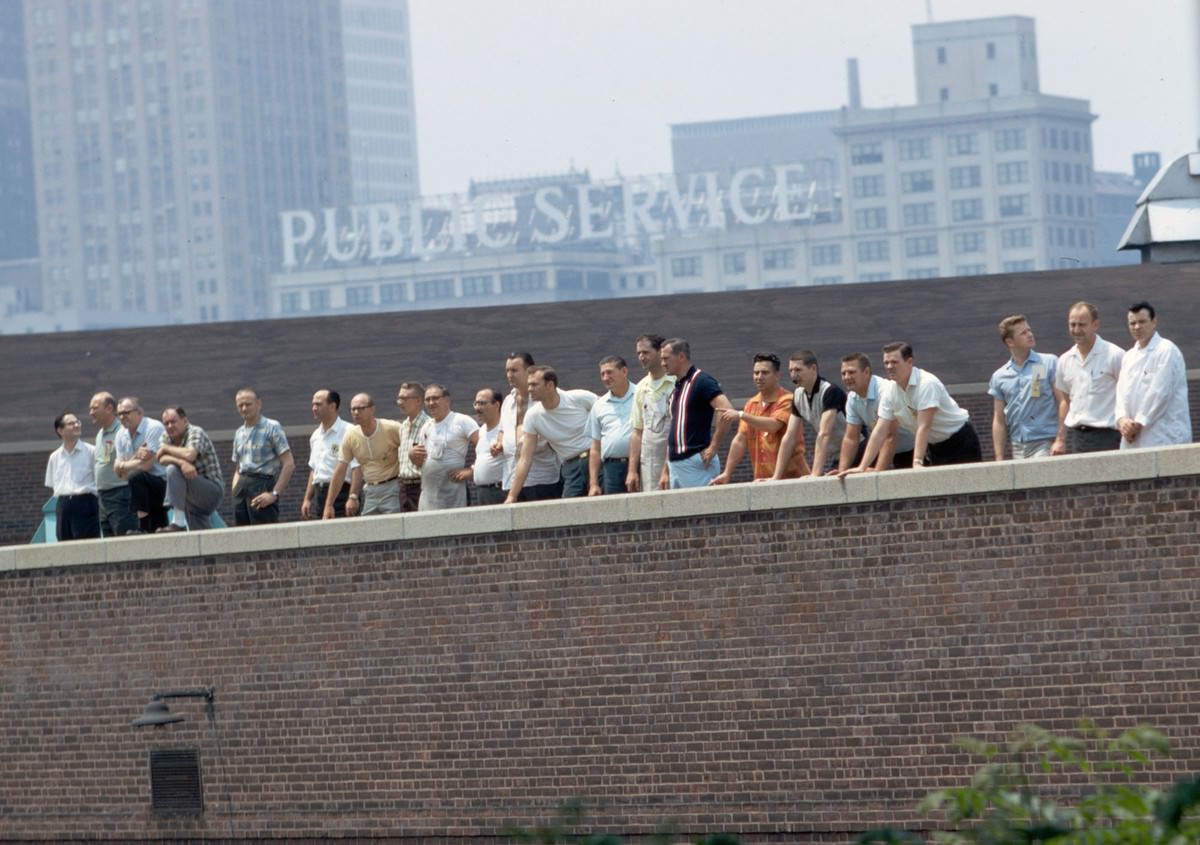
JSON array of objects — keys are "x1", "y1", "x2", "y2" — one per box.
[
  {"x1": 586, "y1": 388, "x2": 634, "y2": 460},
  {"x1": 878, "y1": 367, "x2": 969, "y2": 443},
  {"x1": 668, "y1": 366, "x2": 723, "y2": 461},
  {"x1": 845, "y1": 374, "x2": 915, "y2": 453},
  {"x1": 790, "y1": 376, "x2": 849, "y2": 445},
  {"x1": 309, "y1": 417, "x2": 358, "y2": 484}
]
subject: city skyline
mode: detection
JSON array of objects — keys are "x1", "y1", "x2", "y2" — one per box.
[{"x1": 410, "y1": 0, "x2": 1197, "y2": 196}]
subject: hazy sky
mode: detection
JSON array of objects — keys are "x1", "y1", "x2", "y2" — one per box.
[{"x1": 408, "y1": 0, "x2": 1197, "y2": 197}]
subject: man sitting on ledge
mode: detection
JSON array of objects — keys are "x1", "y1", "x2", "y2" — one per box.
[{"x1": 157, "y1": 407, "x2": 224, "y2": 531}]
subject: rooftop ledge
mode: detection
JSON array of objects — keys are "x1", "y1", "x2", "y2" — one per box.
[{"x1": 5, "y1": 443, "x2": 1199, "y2": 572}]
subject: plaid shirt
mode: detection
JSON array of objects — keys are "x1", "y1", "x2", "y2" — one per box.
[
  {"x1": 396, "y1": 411, "x2": 429, "y2": 480},
  {"x1": 183, "y1": 424, "x2": 224, "y2": 486},
  {"x1": 231, "y1": 415, "x2": 290, "y2": 476}
]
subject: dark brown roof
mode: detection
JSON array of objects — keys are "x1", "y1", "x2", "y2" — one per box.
[{"x1": 6, "y1": 263, "x2": 1199, "y2": 443}]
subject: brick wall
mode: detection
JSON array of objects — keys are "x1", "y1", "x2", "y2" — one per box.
[{"x1": 3, "y1": 467, "x2": 1200, "y2": 842}]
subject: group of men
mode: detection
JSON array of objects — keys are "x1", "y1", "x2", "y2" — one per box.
[{"x1": 43, "y1": 301, "x2": 1192, "y2": 541}]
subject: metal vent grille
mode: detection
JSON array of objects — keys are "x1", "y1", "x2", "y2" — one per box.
[{"x1": 148, "y1": 748, "x2": 204, "y2": 814}]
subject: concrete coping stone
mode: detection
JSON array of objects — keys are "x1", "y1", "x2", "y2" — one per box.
[{"x1": 5, "y1": 443, "x2": 1198, "y2": 570}]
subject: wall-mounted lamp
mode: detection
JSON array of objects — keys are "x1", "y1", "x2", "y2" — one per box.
[{"x1": 131, "y1": 687, "x2": 215, "y2": 728}]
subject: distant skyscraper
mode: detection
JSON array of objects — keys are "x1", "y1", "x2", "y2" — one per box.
[
  {"x1": 0, "y1": 0, "x2": 38, "y2": 264},
  {"x1": 341, "y1": 0, "x2": 420, "y2": 204},
  {"x1": 24, "y1": 0, "x2": 352, "y2": 328}
]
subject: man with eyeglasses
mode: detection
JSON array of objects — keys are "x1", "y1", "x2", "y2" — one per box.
[
  {"x1": 466, "y1": 388, "x2": 505, "y2": 506},
  {"x1": 113, "y1": 396, "x2": 169, "y2": 533},
  {"x1": 409, "y1": 385, "x2": 479, "y2": 510},
  {"x1": 323, "y1": 393, "x2": 403, "y2": 517},
  {"x1": 394, "y1": 381, "x2": 429, "y2": 512}
]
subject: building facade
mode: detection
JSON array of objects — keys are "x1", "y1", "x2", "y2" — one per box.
[{"x1": 0, "y1": 0, "x2": 38, "y2": 267}]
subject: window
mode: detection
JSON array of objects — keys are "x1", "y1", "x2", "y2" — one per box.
[
  {"x1": 854, "y1": 207, "x2": 887, "y2": 231},
  {"x1": 987, "y1": 42, "x2": 996, "y2": 59},
  {"x1": 852, "y1": 175, "x2": 884, "y2": 198},
  {"x1": 904, "y1": 235, "x2": 938, "y2": 257},
  {"x1": 850, "y1": 142, "x2": 883, "y2": 165},
  {"x1": 415, "y1": 278, "x2": 454, "y2": 300},
  {"x1": 951, "y1": 198, "x2": 984, "y2": 222},
  {"x1": 953, "y1": 231, "x2": 985, "y2": 254},
  {"x1": 280, "y1": 292, "x2": 301, "y2": 313},
  {"x1": 937, "y1": 46, "x2": 946, "y2": 64},
  {"x1": 1003, "y1": 259, "x2": 1035, "y2": 272},
  {"x1": 860, "y1": 272, "x2": 891, "y2": 282},
  {"x1": 994, "y1": 128, "x2": 1027, "y2": 152},
  {"x1": 670, "y1": 256, "x2": 701, "y2": 278},
  {"x1": 902, "y1": 202, "x2": 936, "y2": 227},
  {"x1": 996, "y1": 161, "x2": 1029, "y2": 184},
  {"x1": 857, "y1": 240, "x2": 889, "y2": 262},
  {"x1": 956, "y1": 264, "x2": 988, "y2": 276},
  {"x1": 947, "y1": 132, "x2": 978, "y2": 156},
  {"x1": 998, "y1": 194, "x2": 1030, "y2": 218},
  {"x1": 380, "y1": 282, "x2": 406, "y2": 303},
  {"x1": 949, "y1": 166, "x2": 981, "y2": 189},
  {"x1": 500, "y1": 271, "x2": 547, "y2": 292},
  {"x1": 308, "y1": 288, "x2": 330, "y2": 310},
  {"x1": 901, "y1": 170, "x2": 934, "y2": 193},
  {"x1": 898, "y1": 138, "x2": 932, "y2": 161},
  {"x1": 988, "y1": 83, "x2": 998, "y2": 96},
  {"x1": 811, "y1": 244, "x2": 842, "y2": 266},
  {"x1": 461, "y1": 274, "x2": 492, "y2": 296},
  {"x1": 939, "y1": 87, "x2": 949, "y2": 101},
  {"x1": 762, "y1": 247, "x2": 795, "y2": 270},
  {"x1": 1001, "y1": 226, "x2": 1033, "y2": 248},
  {"x1": 722, "y1": 252, "x2": 746, "y2": 274},
  {"x1": 345, "y1": 285, "x2": 372, "y2": 306},
  {"x1": 907, "y1": 268, "x2": 939, "y2": 279}
]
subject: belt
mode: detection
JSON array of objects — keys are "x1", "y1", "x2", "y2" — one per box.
[
  {"x1": 59, "y1": 492, "x2": 96, "y2": 499},
  {"x1": 312, "y1": 481, "x2": 346, "y2": 490},
  {"x1": 476, "y1": 482, "x2": 502, "y2": 489},
  {"x1": 563, "y1": 452, "x2": 589, "y2": 463},
  {"x1": 365, "y1": 476, "x2": 399, "y2": 487},
  {"x1": 603, "y1": 457, "x2": 629, "y2": 464},
  {"x1": 240, "y1": 471, "x2": 275, "y2": 480},
  {"x1": 1072, "y1": 424, "x2": 1115, "y2": 433}
]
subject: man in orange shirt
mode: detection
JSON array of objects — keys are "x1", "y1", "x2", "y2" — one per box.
[{"x1": 710, "y1": 352, "x2": 809, "y2": 484}]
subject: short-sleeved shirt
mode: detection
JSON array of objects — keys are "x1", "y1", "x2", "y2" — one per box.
[
  {"x1": 629, "y1": 372, "x2": 675, "y2": 436},
  {"x1": 339, "y1": 418, "x2": 403, "y2": 484},
  {"x1": 790, "y1": 376, "x2": 849, "y2": 446},
  {"x1": 1055, "y1": 336, "x2": 1124, "y2": 429},
  {"x1": 396, "y1": 412, "x2": 430, "y2": 481},
  {"x1": 309, "y1": 417, "x2": 358, "y2": 484},
  {"x1": 500, "y1": 389, "x2": 559, "y2": 490},
  {"x1": 988, "y1": 351, "x2": 1059, "y2": 443},
  {"x1": 668, "y1": 366, "x2": 723, "y2": 461},
  {"x1": 845, "y1": 375, "x2": 916, "y2": 454},
  {"x1": 878, "y1": 367, "x2": 969, "y2": 443},
  {"x1": 94, "y1": 419, "x2": 126, "y2": 491},
  {"x1": 417, "y1": 411, "x2": 478, "y2": 470},
  {"x1": 180, "y1": 424, "x2": 224, "y2": 486},
  {"x1": 45, "y1": 441, "x2": 97, "y2": 496},
  {"x1": 523, "y1": 388, "x2": 598, "y2": 460},
  {"x1": 115, "y1": 417, "x2": 167, "y2": 477},
  {"x1": 742, "y1": 391, "x2": 805, "y2": 479},
  {"x1": 232, "y1": 415, "x2": 291, "y2": 476},
  {"x1": 586, "y1": 388, "x2": 635, "y2": 460}
]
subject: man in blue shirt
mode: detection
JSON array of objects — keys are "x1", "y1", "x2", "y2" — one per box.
[
  {"x1": 989, "y1": 315, "x2": 1060, "y2": 460},
  {"x1": 231, "y1": 388, "x2": 295, "y2": 525},
  {"x1": 587, "y1": 355, "x2": 635, "y2": 495}
]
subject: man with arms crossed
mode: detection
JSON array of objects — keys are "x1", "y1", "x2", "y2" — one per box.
[
  {"x1": 1053, "y1": 302, "x2": 1124, "y2": 454},
  {"x1": 626, "y1": 334, "x2": 675, "y2": 492},
  {"x1": 1115, "y1": 301, "x2": 1191, "y2": 449},
  {"x1": 157, "y1": 406, "x2": 224, "y2": 531},
  {"x1": 324, "y1": 393, "x2": 402, "y2": 517},
  {"x1": 988, "y1": 315, "x2": 1060, "y2": 460},
  {"x1": 506, "y1": 366, "x2": 597, "y2": 502},
  {"x1": 114, "y1": 396, "x2": 169, "y2": 533},
  {"x1": 773, "y1": 350, "x2": 850, "y2": 479},
  {"x1": 711, "y1": 352, "x2": 808, "y2": 484},
  {"x1": 302, "y1": 389, "x2": 359, "y2": 519},
  {"x1": 837, "y1": 352, "x2": 916, "y2": 472},
  {"x1": 661, "y1": 338, "x2": 734, "y2": 489}
]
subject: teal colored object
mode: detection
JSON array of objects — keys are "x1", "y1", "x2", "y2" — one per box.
[{"x1": 30, "y1": 498, "x2": 226, "y2": 543}]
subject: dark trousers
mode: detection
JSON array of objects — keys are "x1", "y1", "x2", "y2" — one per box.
[
  {"x1": 927, "y1": 422, "x2": 983, "y2": 466},
  {"x1": 473, "y1": 483, "x2": 506, "y2": 506},
  {"x1": 233, "y1": 473, "x2": 278, "y2": 526},
  {"x1": 399, "y1": 479, "x2": 421, "y2": 513},
  {"x1": 519, "y1": 477, "x2": 564, "y2": 502},
  {"x1": 128, "y1": 471, "x2": 169, "y2": 532},
  {"x1": 98, "y1": 485, "x2": 138, "y2": 537},
  {"x1": 1068, "y1": 425, "x2": 1122, "y2": 453},
  {"x1": 56, "y1": 493, "x2": 100, "y2": 541},
  {"x1": 600, "y1": 458, "x2": 628, "y2": 494},
  {"x1": 313, "y1": 481, "x2": 351, "y2": 518},
  {"x1": 560, "y1": 455, "x2": 589, "y2": 498}
]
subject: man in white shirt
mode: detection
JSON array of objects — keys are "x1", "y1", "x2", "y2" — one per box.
[
  {"x1": 837, "y1": 352, "x2": 916, "y2": 472},
  {"x1": 626, "y1": 334, "x2": 675, "y2": 492},
  {"x1": 1052, "y1": 302, "x2": 1124, "y2": 454},
  {"x1": 45, "y1": 412, "x2": 99, "y2": 541},
  {"x1": 1115, "y1": 301, "x2": 1191, "y2": 449},
  {"x1": 410, "y1": 384, "x2": 479, "y2": 511},
  {"x1": 467, "y1": 388, "x2": 506, "y2": 506},
  {"x1": 506, "y1": 366, "x2": 597, "y2": 502},
  {"x1": 301, "y1": 389, "x2": 360, "y2": 519},
  {"x1": 499, "y1": 352, "x2": 561, "y2": 501}
]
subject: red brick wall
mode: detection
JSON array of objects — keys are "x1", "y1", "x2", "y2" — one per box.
[{"x1": 3, "y1": 474, "x2": 1200, "y2": 842}]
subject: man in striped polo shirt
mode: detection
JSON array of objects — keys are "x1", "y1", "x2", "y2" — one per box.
[{"x1": 661, "y1": 338, "x2": 735, "y2": 489}]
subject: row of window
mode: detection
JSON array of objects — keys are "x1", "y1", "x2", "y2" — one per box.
[
  {"x1": 850, "y1": 128, "x2": 1028, "y2": 166},
  {"x1": 279, "y1": 270, "x2": 569, "y2": 312},
  {"x1": 852, "y1": 161, "x2": 1031, "y2": 199},
  {"x1": 854, "y1": 194, "x2": 1030, "y2": 230}
]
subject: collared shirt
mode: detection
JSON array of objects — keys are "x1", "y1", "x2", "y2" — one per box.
[
  {"x1": 586, "y1": 388, "x2": 634, "y2": 460},
  {"x1": 179, "y1": 424, "x2": 224, "y2": 486},
  {"x1": 1115, "y1": 332, "x2": 1192, "y2": 449},
  {"x1": 339, "y1": 419, "x2": 403, "y2": 484},
  {"x1": 524, "y1": 388, "x2": 598, "y2": 461},
  {"x1": 396, "y1": 412, "x2": 430, "y2": 481},
  {"x1": 846, "y1": 374, "x2": 916, "y2": 453},
  {"x1": 878, "y1": 367, "x2": 970, "y2": 443},
  {"x1": 232, "y1": 415, "x2": 290, "y2": 476},
  {"x1": 988, "y1": 351, "x2": 1059, "y2": 444},
  {"x1": 742, "y1": 390, "x2": 804, "y2": 479},
  {"x1": 472, "y1": 422, "x2": 505, "y2": 486},
  {"x1": 114, "y1": 417, "x2": 167, "y2": 477},
  {"x1": 45, "y1": 441, "x2": 97, "y2": 496},
  {"x1": 309, "y1": 417, "x2": 358, "y2": 484},
  {"x1": 1055, "y1": 335, "x2": 1124, "y2": 429},
  {"x1": 500, "y1": 389, "x2": 559, "y2": 489},
  {"x1": 629, "y1": 372, "x2": 676, "y2": 437},
  {"x1": 94, "y1": 418, "x2": 126, "y2": 491},
  {"x1": 668, "y1": 366, "x2": 723, "y2": 461},
  {"x1": 790, "y1": 376, "x2": 849, "y2": 445}
]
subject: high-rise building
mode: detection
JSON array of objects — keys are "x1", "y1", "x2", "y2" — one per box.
[
  {"x1": 341, "y1": 0, "x2": 420, "y2": 205},
  {"x1": 0, "y1": 0, "x2": 38, "y2": 265},
  {"x1": 912, "y1": 16, "x2": 1040, "y2": 104},
  {"x1": 24, "y1": 0, "x2": 352, "y2": 329}
]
